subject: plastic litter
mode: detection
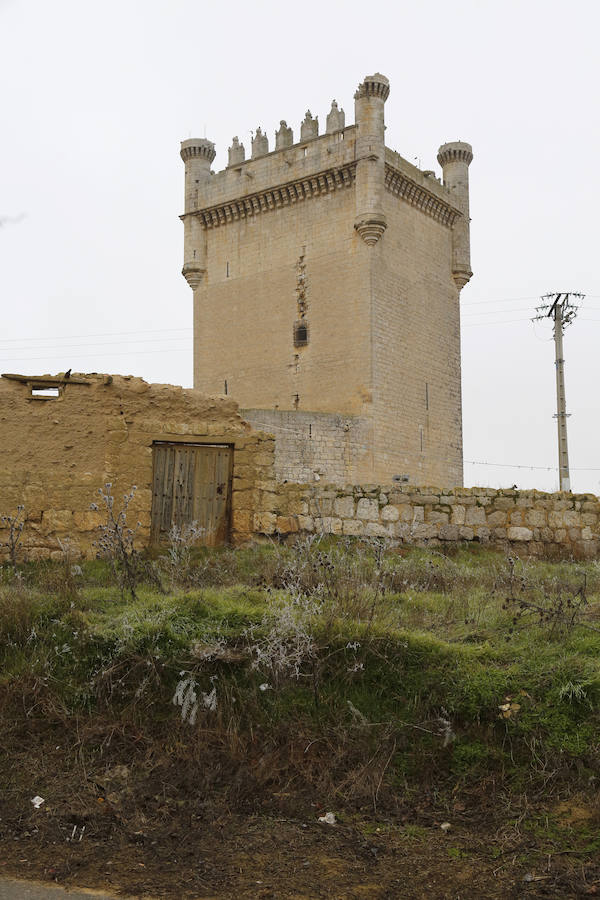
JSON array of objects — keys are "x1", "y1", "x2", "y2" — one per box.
[
  {"x1": 318, "y1": 812, "x2": 336, "y2": 825},
  {"x1": 440, "y1": 821, "x2": 451, "y2": 832},
  {"x1": 31, "y1": 796, "x2": 45, "y2": 808}
]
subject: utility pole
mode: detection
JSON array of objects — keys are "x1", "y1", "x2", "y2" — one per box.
[{"x1": 533, "y1": 292, "x2": 584, "y2": 492}]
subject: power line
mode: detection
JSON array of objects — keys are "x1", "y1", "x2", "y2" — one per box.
[
  {"x1": 0, "y1": 347, "x2": 193, "y2": 363},
  {"x1": 0, "y1": 336, "x2": 193, "y2": 354},
  {"x1": 0, "y1": 326, "x2": 192, "y2": 345},
  {"x1": 462, "y1": 318, "x2": 533, "y2": 328},
  {"x1": 462, "y1": 294, "x2": 600, "y2": 306},
  {"x1": 465, "y1": 459, "x2": 600, "y2": 472}
]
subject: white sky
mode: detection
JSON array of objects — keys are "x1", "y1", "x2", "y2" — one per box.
[{"x1": 1, "y1": 0, "x2": 598, "y2": 494}]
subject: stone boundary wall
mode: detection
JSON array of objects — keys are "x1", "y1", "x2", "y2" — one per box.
[
  {"x1": 255, "y1": 483, "x2": 600, "y2": 558},
  {"x1": 241, "y1": 409, "x2": 372, "y2": 485}
]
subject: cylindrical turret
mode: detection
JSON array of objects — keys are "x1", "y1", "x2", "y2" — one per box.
[
  {"x1": 353, "y1": 73, "x2": 390, "y2": 245},
  {"x1": 437, "y1": 142, "x2": 473, "y2": 290},
  {"x1": 180, "y1": 138, "x2": 215, "y2": 289}
]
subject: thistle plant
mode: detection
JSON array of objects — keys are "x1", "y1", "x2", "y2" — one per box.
[
  {"x1": 91, "y1": 484, "x2": 142, "y2": 600},
  {"x1": 0, "y1": 505, "x2": 26, "y2": 567}
]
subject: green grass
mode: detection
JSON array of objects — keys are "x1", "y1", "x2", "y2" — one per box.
[{"x1": 1, "y1": 541, "x2": 599, "y2": 800}]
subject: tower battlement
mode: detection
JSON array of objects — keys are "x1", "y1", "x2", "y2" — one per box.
[{"x1": 180, "y1": 73, "x2": 474, "y2": 487}]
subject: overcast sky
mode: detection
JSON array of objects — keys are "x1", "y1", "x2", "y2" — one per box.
[{"x1": 1, "y1": 0, "x2": 598, "y2": 493}]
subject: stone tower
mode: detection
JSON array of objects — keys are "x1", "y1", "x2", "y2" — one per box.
[{"x1": 180, "y1": 74, "x2": 473, "y2": 487}]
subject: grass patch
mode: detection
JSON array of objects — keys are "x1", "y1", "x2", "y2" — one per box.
[{"x1": 1, "y1": 541, "x2": 599, "y2": 807}]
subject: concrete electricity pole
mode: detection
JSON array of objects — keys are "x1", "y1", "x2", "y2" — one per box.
[{"x1": 533, "y1": 292, "x2": 584, "y2": 492}]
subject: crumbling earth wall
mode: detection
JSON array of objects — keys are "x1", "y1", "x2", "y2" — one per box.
[{"x1": 0, "y1": 373, "x2": 274, "y2": 558}]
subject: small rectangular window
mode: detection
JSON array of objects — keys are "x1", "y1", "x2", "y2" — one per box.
[
  {"x1": 226, "y1": 261, "x2": 230, "y2": 277},
  {"x1": 425, "y1": 382, "x2": 429, "y2": 410},
  {"x1": 293, "y1": 320, "x2": 309, "y2": 347},
  {"x1": 31, "y1": 387, "x2": 60, "y2": 399},
  {"x1": 303, "y1": 147, "x2": 308, "y2": 157}
]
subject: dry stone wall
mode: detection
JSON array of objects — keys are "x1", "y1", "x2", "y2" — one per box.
[{"x1": 258, "y1": 483, "x2": 600, "y2": 558}]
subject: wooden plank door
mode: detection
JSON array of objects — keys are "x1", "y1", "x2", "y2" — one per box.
[{"x1": 151, "y1": 443, "x2": 233, "y2": 546}]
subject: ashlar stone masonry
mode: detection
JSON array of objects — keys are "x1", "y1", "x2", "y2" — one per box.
[{"x1": 180, "y1": 73, "x2": 473, "y2": 488}]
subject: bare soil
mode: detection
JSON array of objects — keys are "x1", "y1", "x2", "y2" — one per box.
[{"x1": 2, "y1": 741, "x2": 599, "y2": 899}]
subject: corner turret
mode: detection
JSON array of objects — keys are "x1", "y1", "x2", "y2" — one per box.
[
  {"x1": 353, "y1": 73, "x2": 390, "y2": 245},
  {"x1": 437, "y1": 142, "x2": 473, "y2": 290},
  {"x1": 180, "y1": 138, "x2": 216, "y2": 289}
]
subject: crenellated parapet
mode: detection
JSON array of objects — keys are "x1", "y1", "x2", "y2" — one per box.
[
  {"x1": 179, "y1": 74, "x2": 473, "y2": 290},
  {"x1": 300, "y1": 110, "x2": 319, "y2": 142},
  {"x1": 251, "y1": 127, "x2": 269, "y2": 159},
  {"x1": 275, "y1": 120, "x2": 294, "y2": 150},
  {"x1": 228, "y1": 136, "x2": 245, "y2": 167},
  {"x1": 326, "y1": 100, "x2": 345, "y2": 134},
  {"x1": 354, "y1": 73, "x2": 390, "y2": 102},
  {"x1": 180, "y1": 139, "x2": 216, "y2": 166}
]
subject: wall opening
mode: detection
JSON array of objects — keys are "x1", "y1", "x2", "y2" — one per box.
[
  {"x1": 31, "y1": 387, "x2": 60, "y2": 399},
  {"x1": 294, "y1": 320, "x2": 309, "y2": 347}
]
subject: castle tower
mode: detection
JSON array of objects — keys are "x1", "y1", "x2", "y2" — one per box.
[{"x1": 179, "y1": 74, "x2": 473, "y2": 487}]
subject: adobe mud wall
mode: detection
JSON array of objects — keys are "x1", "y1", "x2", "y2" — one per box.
[
  {"x1": 256, "y1": 483, "x2": 600, "y2": 558},
  {"x1": 0, "y1": 373, "x2": 274, "y2": 559}
]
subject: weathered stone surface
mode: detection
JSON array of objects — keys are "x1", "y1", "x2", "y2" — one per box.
[
  {"x1": 507, "y1": 526, "x2": 533, "y2": 541},
  {"x1": 275, "y1": 516, "x2": 299, "y2": 533},
  {"x1": 334, "y1": 496, "x2": 355, "y2": 518},
  {"x1": 426, "y1": 510, "x2": 449, "y2": 525},
  {"x1": 253, "y1": 512, "x2": 276, "y2": 534},
  {"x1": 439, "y1": 524, "x2": 459, "y2": 541},
  {"x1": 365, "y1": 522, "x2": 393, "y2": 538},
  {"x1": 380, "y1": 504, "x2": 400, "y2": 522},
  {"x1": 342, "y1": 519, "x2": 364, "y2": 536},
  {"x1": 465, "y1": 507, "x2": 486, "y2": 526},
  {"x1": 356, "y1": 498, "x2": 379, "y2": 521},
  {"x1": 451, "y1": 505, "x2": 466, "y2": 525}
]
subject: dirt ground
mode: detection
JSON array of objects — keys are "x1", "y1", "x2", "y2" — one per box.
[{"x1": 2, "y1": 779, "x2": 599, "y2": 899}]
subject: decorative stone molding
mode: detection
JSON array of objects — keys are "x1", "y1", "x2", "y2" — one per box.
[
  {"x1": 326, "y1": 100, "x2": 345, "y2": 134},
  {"x1": 275, "y1": 120, "x2": 293, "y2": 150},
  {"x1": 180, "y1": 139, "x2": 216, "y2": 164},
  {"x1": 181, "y1": 263, "x2": 205, "y2": 290},
  {"x1": 354, "y1": 216, "x2": 387, "y2": 245},
  {"x1": 227, "y1": 136, "x2": 245, "y2": 167},
  {"x1": 186, "y1": 162, "x2": 356, "y2": 229},
  {"x1": 384, "y1": 164, "x2": 462, "y2": 228},
  {"x1": 300, "y1": 110, "x2": 319, "y2": 142},
  {"x1": 354, "y1": 73, "x2": 390, "y2": 102},
  {"x1": 251, "y1": 127, "x2": 269, "y2": 159},
  {"x1": 452, "y1": 268, "x2": 473, "y2": 290}
]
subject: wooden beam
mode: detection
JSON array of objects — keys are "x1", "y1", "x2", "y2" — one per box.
[{"x1": 2, "y1": 373, "x2": 90, "y2": 386}]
